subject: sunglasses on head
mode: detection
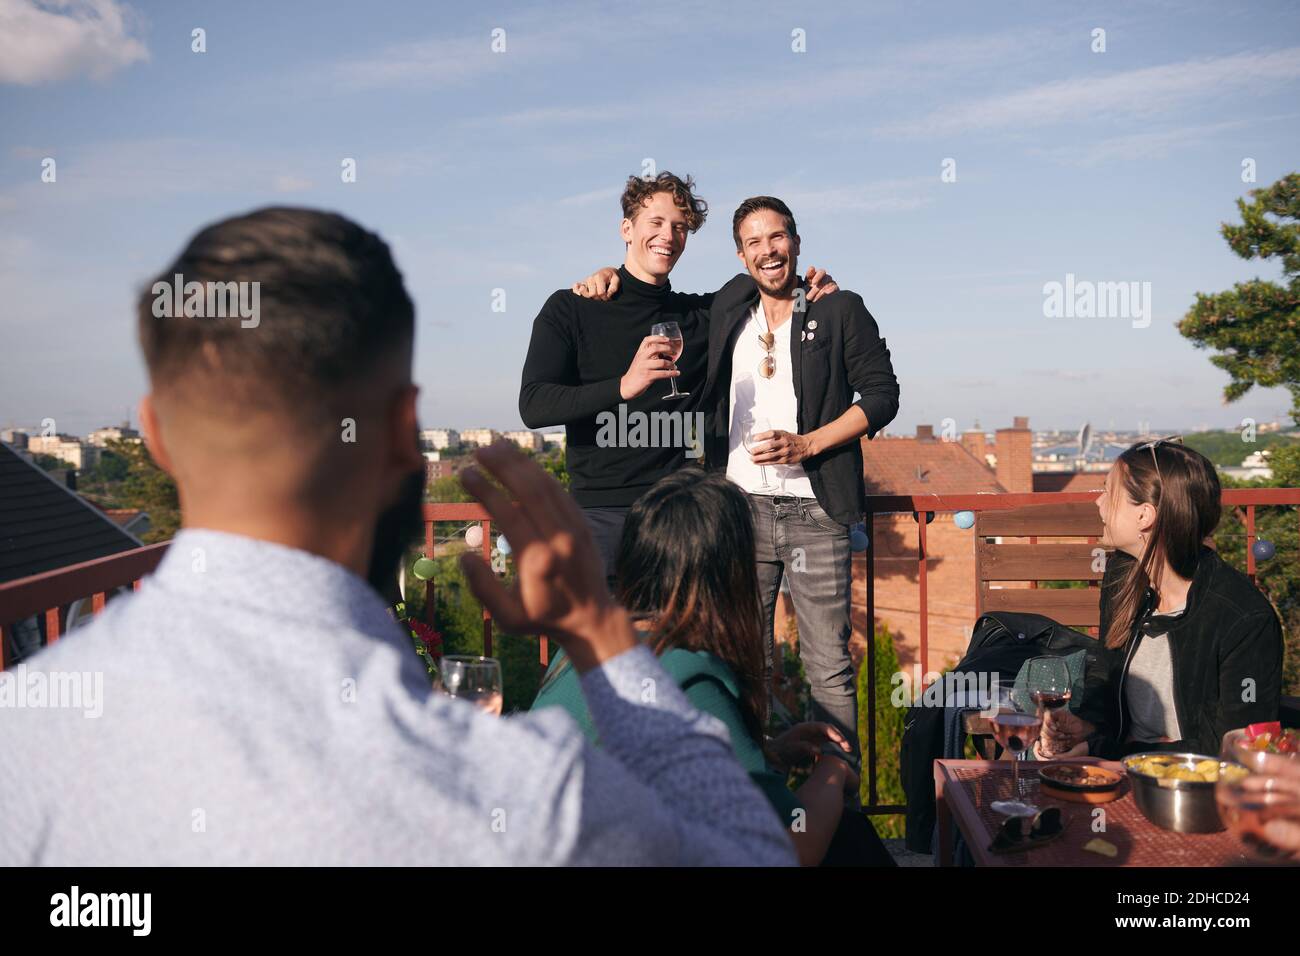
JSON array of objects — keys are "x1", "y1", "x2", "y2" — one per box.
[{"x1": 1135, "y1": 435, "x2": 1183, "y2": 481}]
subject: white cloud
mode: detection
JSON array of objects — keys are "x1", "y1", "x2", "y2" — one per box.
[
  {"x1": 0, "y1": 0, "x2": 148, "y2": 85},
  {"x1": 556, "y1": 185, "x2": 620, "y2": 206},
  {"x1": 777, "y1": 178, "x2": 938, "y2": 215},
  {"x1": 877, "y1": 46, "x2": 1300, "y2": 138}
]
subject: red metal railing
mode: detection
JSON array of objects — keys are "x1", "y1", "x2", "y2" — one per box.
[{"x1": 3, "y1": 491, "x2": 1297, "y2": 820}]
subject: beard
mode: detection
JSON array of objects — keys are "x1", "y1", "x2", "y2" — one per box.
[
  {"x1": 754, "y1": 257, "x2": 797, "y2": 296},
  {"x1": 366, "y1": 466, "x2": 426, "y2": 603}
]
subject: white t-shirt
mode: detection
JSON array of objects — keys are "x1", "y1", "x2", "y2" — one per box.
[{"x1": 726, "y1": 302, "x2": 814, "y2": 497}]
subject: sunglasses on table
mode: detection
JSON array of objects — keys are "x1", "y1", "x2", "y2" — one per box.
[{"x1": 988, "y1": 806, "x2": 1065, "y2": 854}]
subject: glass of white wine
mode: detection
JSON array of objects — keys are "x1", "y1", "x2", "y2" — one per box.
[
  {"x1": 438, "y1": 656, "x2": 504, "y2": 716},
  {"x1": 651, "y1": 321, "x2": 688, "y2": 400},
  {"x1": 741, "y1": 416, "x2": 778, "y2": 493}
]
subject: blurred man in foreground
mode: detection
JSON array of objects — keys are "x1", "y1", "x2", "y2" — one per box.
[{"x1": 0, "y1": 207, "x2": 794, "y2": 866}]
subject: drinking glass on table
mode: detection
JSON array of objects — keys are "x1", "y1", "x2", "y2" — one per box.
[
  {"x1": 990, "y1": 685, "x2": 1042, "y2": 817},
  {"x1": 651, "y1": 321, "x2": 688, "y2": 400},
  {"x1": 741, "y1": 416, "x2": 779, "y2": 494},
  {"x1": 438, "y1": 656, "x2": 504, "y2": 716}
]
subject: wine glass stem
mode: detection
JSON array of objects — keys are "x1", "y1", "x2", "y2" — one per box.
[{"x1": 760, "y1": 464, "x2": 770, "y2": 487}]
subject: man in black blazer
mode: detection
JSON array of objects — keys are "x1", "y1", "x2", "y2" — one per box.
[{"x1": 704, "y1": 197, "x2": 899, "y2": 758}]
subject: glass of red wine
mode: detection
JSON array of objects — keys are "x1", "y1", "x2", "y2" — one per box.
[
  {"x1": 651, "y1": 321, "x2": 688, "y2": 400},
  {"x1": 990, "y1": 685, "x2": 1043, "y2": 817},
  {"x1": 1027, "y1": 656, "x2": 1072, "y2": 734}
]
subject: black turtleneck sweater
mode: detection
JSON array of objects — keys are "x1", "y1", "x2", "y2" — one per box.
[{"x1": 519, "y1": 266, "x2": 743, "y2": 508}]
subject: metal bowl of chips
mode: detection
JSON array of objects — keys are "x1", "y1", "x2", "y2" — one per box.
[{"x1": 1123, "y1": 752, "x2": 1248, "y2": 833}]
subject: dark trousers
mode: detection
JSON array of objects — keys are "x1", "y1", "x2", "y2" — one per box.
[
  {"x1": 581, "y1": 506, "x2": 630, "y2": 592},
  {"x1": 750, "y1": 493, "x2": 858, "y2": 758}
]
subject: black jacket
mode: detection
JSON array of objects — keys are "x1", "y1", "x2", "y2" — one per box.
[
  {"x1": 702, "y1": 278, "x2": 900, "y2": 525},
  {"x1": 1088, "y1": 547, "x2": 1284, "y2": 759}
]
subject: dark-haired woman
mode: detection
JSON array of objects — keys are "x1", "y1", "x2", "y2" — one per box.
[
  {"x1": 532, "y1": 469, "x2": 890, "y2": 865},
  {"x1": 1039, "y1": 439, "x2": 1283, "y2": 760}
]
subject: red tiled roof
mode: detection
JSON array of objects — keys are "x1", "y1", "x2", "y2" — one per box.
[
  {"x1": 105, "y1": 509, "x2": 144, "y2": 528},
  {"x1": 860, "y1": 436, "x2": 1006, "y2": 495},
  {"x1": 1033, "y1": 471, "x2": 1105, "y2": 493}
]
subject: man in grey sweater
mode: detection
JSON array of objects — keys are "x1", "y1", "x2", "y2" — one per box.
[{"x1": 0, "y1": 207, "x2": 794, "y2": 866}]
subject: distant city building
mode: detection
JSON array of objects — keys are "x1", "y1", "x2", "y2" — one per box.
[
  {"x1": 503, "y1": 429, "x2": 544, "y2": 452},
  {"x1": 425, "y1": 457, "x2": 469, "y2": 483},
  {"x1": 1222, "y1": 449, "x2": 1274, "y2": 481},
  {"x1": 460, "y1": 428, "x2": 502, "y2": 448},
  {"x1": 1, "y1": 428, "x2": 29, "y2": 449},
  {"x1": 420, "y1": 428, "x2": 460, "y2": 450},
  {"x1": 87, "y1": 425, "x2": 140, "y2": 447},
  {"x1": 27, "y1": 435, "x2": 100, "y2": 471},
  {"x1": 542, "y1": 432, "x2": 566, "y2": 450}
]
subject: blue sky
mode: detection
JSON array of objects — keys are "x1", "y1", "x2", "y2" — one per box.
[{"x1": 2, "y1": 0, "x2": 1299, "y2": 439}]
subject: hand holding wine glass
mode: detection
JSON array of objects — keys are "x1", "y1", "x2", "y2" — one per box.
[
  {"x1": 741, "y1": 416, "x2": 778, "y2": 493},
  {"x1": 619, "y1": 333, "x2": 678, "y2": 400},
  {"x1": 650, "y1": 321, "x2": 688, "y2": 400},
  {"x1": 439, "y1": 656, "x2": 504, "y2": 716}
]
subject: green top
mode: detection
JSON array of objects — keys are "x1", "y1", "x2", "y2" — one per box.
[{"x1": 531, "y1": 645, "x2": 803, "y2": 824}]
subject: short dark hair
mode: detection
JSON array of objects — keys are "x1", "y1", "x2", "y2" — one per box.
[
  {"x1": 731, "y1": 196, "x2": 798, "y2": 251},
  {"x1": 137, "y1": 207, "x2": 414, "y2": 415},
  {"x1": 620, "y1": 172, "x2": 708, "y2": 233}
]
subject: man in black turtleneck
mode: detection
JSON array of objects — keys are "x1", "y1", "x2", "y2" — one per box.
[
  {"x1": 520, "y1": 172, "x2": 832, "y2": 578},
  {"x1": 519, "y1": 173, "x2": 720, "y2": 576}
]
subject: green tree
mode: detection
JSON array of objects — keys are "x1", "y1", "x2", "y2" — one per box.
[
  {"x1": 1216, "y1": 459, "x2": 1300, "y2": 696},
  {"x1": 106, "y1": 439, "x2": 179, "y2": 542},
  {"x1": 859, "y1": 624, "x2": 906, "y2": 839},
  {"x1": 428, "y1": 474, "x2": 472, "y2": 503},
  {"x1": 1183, "y1": 429, "x2": 1300, "y2": 468},
  {"x1": 1179, "y1": 173, "x2": 1300, "y2": 424},
  {"x1": 30, "y1": 452, "x2": 65, "y2": 472},
  {"x1": 539, "y1": 450, "x2": 569, "y2": 488}
]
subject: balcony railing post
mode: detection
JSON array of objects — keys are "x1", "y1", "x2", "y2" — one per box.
[
  {"x1": 481, "y1": 519, "x2": 493, "y2": 657},
  {"x1": 864, "y1": 509, "x2": 878, "y2": 810},
  {"x1": 423, "y1": 518, "x2": 436, "y2": 627},
  {"x1": 918, "y1": 513, "x2": 929, "y2": 677},
  {"x1": 1246, "y1": 505, "x2": 1257, "y2": 583}
]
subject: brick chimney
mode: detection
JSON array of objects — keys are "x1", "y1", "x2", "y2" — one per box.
[
  {"x1": 994, "y1": 416, "x2": 1033, "y2": 492},
  {"x1": 916, "y1": 424, "x2": 935, "y2": 441},
  {"x1": 960, "y1": 428, "x2": 988, "y2": 464}
]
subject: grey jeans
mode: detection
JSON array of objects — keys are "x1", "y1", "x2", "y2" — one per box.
[{"x1": 750, "y1": 493, "x2": 858, "y2": 757}]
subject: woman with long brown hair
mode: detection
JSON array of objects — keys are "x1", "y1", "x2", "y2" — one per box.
[
  {"x1": 1039, "y1": 438, "x2": 1283, "y2": 759},
  {"x1": 531, "y1": 468, "x2": 888, "y2": 865}
]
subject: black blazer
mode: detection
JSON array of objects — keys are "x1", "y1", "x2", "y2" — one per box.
[{"x1": 703, "y1": 276, "x2": 900, "y2": 525}]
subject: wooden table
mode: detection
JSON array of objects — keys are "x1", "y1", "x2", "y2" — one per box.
[{"x1": 934, "y1": 758, "x2": 1253, "y2": 866}]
